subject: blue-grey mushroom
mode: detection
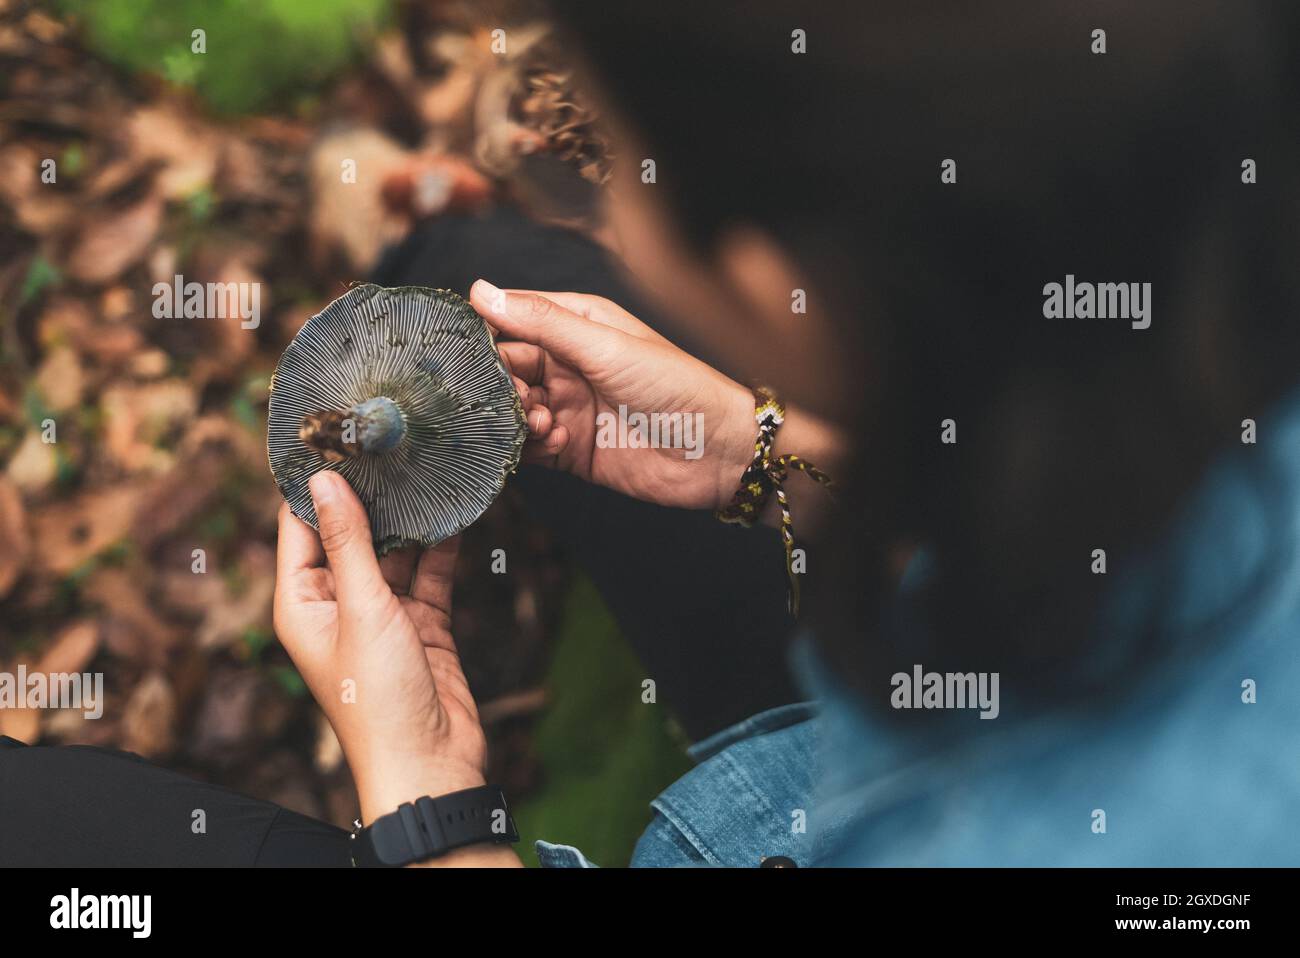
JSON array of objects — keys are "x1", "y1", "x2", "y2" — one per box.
[{"x1": 267, "y1": 284, "x2": 526, "y2": 553}]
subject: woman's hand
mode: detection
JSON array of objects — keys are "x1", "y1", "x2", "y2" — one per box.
[
  {"x1": 471, "y1": 280, "x2": 758, "y2": 511},
  {"x1": 273, "y1": 471, "x2": 519, "y2": 865},
  {"x1": 472, "y1": 280, "x2": 847, "y2": 527}
]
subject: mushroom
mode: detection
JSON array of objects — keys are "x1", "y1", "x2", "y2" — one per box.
[{"x1": 267, "y1": 284, "x2": 526, "y2": 554}]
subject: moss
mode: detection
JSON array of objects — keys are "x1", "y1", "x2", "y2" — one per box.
[{"x1": 59, "y1": 0, "x2": 393, "y2": 116}]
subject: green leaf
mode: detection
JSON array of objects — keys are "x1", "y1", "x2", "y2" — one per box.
[
  {"x1": 19, "y1": 257, "x2": 61, "y2": 306},
  {"x1": 511, "y1": 576, "x2": 692, "y2": 867}
]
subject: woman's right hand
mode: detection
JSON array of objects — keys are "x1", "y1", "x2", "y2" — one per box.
[{"x1": 470, "y1": 279, "x2": 760, "y2": 512}]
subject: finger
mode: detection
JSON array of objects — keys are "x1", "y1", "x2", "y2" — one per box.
[
  {"x1": 274, "y1": 503, "x2": 331, "y2": 671},
  {"x1": 521, "y1": 444, "x2": 558, "y2": 465},
  {"x1": 410, "y1": 534, "x2": 461, "y2": 611},
  {"x1": 526, "y1": 404, "x2": 553, "y2": 436},
  {"x1": 471, "y1": 280, "x2": 624, "y2": 374},
  {"x1": 511, "y1": 374, "x2": 530, "y2": 407},
  {"x1": 522, "y1": 423, "x2": 568, "y2": 460},
  {"x1": 378, "y1": 544, "x2": 419, "y2": 595},
  {"x1": 277, "y1": 501, "x2": 324, "y2": 580},
  {"x1": 497, "y1": 341, "x2": 546, "y2": 384},
  {"x1": 503, "y1": 289, "x2": 668, "y2": 343},
  {"x1": 543, "y1": 423, "x2": 569, "y2": 453},
  {"x1": 308, "y1": 470, "x2": 388, "y2": 609},
  {"x1": 511, "y1": 377, "x2": 547, "y2": 411},
  {"x1": 398, "y1": 597, "x2": 455, "y2": 652}
]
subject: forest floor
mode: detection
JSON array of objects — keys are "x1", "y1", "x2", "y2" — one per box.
[{"x1": 0, "y1": 0, "x2": 687, "y2": 865}]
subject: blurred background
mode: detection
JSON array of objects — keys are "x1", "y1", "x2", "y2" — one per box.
[{"x1": 0, "y1": 0, "x2": 692, "y2": 865}]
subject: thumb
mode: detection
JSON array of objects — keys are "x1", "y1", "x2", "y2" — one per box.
[
  {"x1": 309, "y1": 471, "x2": 388, "y2": 608},
  {"x1": 471, "y1": 279, "x2": 621, "y2": 375}
]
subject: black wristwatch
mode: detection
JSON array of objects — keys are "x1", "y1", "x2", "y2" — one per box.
[{"x1": 350, "y1": 784, "x2": 519, "y2": 867}]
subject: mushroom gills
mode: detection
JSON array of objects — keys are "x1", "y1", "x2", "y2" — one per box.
[{"x1": 267, "y1": 284, "x2": 526, "y2": 551}]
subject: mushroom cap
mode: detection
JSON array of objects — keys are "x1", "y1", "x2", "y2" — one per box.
[{"x1": 267, "y1": 284, "x2": 526, "y2": 553}]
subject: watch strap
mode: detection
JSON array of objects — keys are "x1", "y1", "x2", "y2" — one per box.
[{"x1": 351, "y1": 784, "x2": 518, "y2": 867}]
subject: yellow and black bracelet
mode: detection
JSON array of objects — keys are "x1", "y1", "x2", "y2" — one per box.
[{"x1": 715, "y1": 386, "x2": 832, "y2": 616}]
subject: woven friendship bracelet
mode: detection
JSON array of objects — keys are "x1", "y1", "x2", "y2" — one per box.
[{"x1": 715, "y1": 386, "x2": 832, "y2": 615}]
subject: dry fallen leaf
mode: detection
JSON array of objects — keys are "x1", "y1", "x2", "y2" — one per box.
[
  {"x1": 0, "y1": 142, "x2": 78, "y2": 234},
  {"x1": 308, "y1": 127, "x2": 412, "y2": 271},
  {"x1": 100, "y1": 378, "x2": 198, "y2": 474},
  {"x1": 185, "y1": 256, "x2": 263, "y2": 386},
  {"x1": 38, "y1": 296, "x2": 145, "y2": 367},
  {"x1": 33, "y1": 345, "x2": 84, "y2": 412},
  {"x1": 0, "y1": 475, "x2": 30, "y2": 597},
  {"x1": 83, "y1": 566, "x2": 181, "y2": 664},
  {"x1": 132, "y1": 414, "x2": 265, "y2": 551},
  {"x1": 0, "y1": 693, "x2": 40, "y2": 744},
  {"x1": 195, "y1": 542, "x2": 275, "y2": 650},
  {"x1": 126, "y1": 103, "x2": 218, "y2": 200},
  {"x1": 29, "y1": 484, "x2": 143, "y2": 575},
  {"x1": 64, "y1": 192, "x2": 164, "y2": 285},
  {"x1": 37, "y1": 619, "x2": 100, "y2": 675},
  {"x1": 5, "y1": 431, "x2": 58, "y2": 495},
  {"x1": 0, "y1": 619, "x2": 99, "y2": 744},
  {"x1": 120, "y1": 670, "x2": 177, "y2": 758}
]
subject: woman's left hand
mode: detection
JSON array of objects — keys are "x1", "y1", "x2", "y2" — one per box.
[{"x1": 273, "y1": 470, "x2": 487, "y2": 827}]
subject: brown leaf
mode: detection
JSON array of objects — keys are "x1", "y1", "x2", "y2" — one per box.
[
  {"x1": 33, "y1": 346, "x2": 83, "y2": 412},
  {"x1": 64, "y1": 193, "x2": 163, "y2": 285},
  {"x1": 100, "y1": 378, "x2": 198, "y2": 474},
  {"x1": 132, "y1": 414, "x2": 264, "y2": 551},
  {"x1": 38, "y1": 297, "x2": 144, "y2": 367},
  {"x1": 0, "y1": 475, "x2": 31, "y2": 597},
  {"x1": 187, "y1": 667, "x2": 259, "y2": 762},
  {"x1": 194, "y1": 542, "x2": 275, "y2": 650},
  {"x1": 188, "y1": 258, "x2": 262, "y2": 382},
  {"x1": 4, "y1": 431, "x2": 57, "y2": 495},
  {"x1": 308, "y1": 127, "x2": 411, "y2": 271},
  {"x1": 216, "y1": 136, "x2": 272, "y2": 203},
  {"x1": 83, "y1": 567, "x2": 180, "y2": 664},
  {"x1": 188, "y1": 667, "x2": 292, "y2": 765},
  {"x1": 126, "y1": 103, "x2": 218, "y2": 200},
  {"x1": 37, "y1": 619, "x2": 100, "y2": 675},
  {"x1": 120, "y1": 671, "x2": 177, "y2": 758},
  {"x1": 0, "y1": 699, "x2": 40, "y2": 745},
  {"x1": 0, "y1": 621, "x2": 99, "y2": 745},
  {"x1": 157, "y1": 565, "x2": 228, "y2": 615},
  {"x1": 0, "y1": 143, "x2": 77, "y2": 234},
  {"x1": 29, "y1": 485, "x2": 143, "y2": 575},
  {"x1": 81, "y1": 155, "x2": 161, "y2": 204}
]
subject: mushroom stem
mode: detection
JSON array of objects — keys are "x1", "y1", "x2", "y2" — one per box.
[{"x1": 300, "y1": 396, "x2": 407, "y2": 461}]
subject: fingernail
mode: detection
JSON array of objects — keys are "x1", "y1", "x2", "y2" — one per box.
[
  {"x1": 474, "y1": 279, "x2": 507, "y2": 317},
  {"x1": 309, "y1": 470, "x2": 338, "y2": 506},
  {"x1": 529, "y1": 410, "x2": 543, "y2": 431}
]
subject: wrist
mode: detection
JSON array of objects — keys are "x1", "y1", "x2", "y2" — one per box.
[
  {"x1": 355, "y1": 756, "x2": 487, "y2": 826},
  {"x1": 713, "y1": 379, "x2": 763, "y2": 511},
  {"x1": 758, "y1": 403, "x2": 845, "y2": 532},
  {"x1": 354, "y1": 776, "x2": 524, "y2": 869},
  {"x1": 712, "y1": 384, "x2": 847, "y2": 530}
]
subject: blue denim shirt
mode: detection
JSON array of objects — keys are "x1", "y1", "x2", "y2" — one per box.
[{"x1": 538, "y1": 385, "x2": 1300, "y2": 867}]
